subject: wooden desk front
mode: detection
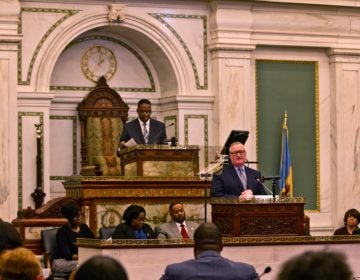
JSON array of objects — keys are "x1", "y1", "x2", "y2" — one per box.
[{"x1": 211, "y1": 197, "x2": 305, "y2": 236}]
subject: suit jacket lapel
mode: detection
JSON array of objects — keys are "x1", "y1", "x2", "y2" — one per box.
[{"x1": 170, "y1": 222, "x2": 181, "y2": 238}]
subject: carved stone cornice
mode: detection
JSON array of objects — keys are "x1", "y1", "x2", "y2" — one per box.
[{"x1": 327, "y1": 48, "x2": 360, "y2": 63}]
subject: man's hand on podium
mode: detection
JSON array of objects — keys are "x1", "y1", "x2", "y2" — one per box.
[{"x1": 239, "y1": 189, "x2": 254, "y2": 201}]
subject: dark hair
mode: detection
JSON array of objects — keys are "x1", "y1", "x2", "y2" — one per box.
[
  {"x1": 343, "y1": 208, "x2": 360, "y2": 224},
  {"x1": 0, "y1": 220, "x2": 23, "y2": 253},
  {"x1": 75, "y1": 255, "x2": 128, "y2": 280},
  {"x1": 122, "y1": 205, "x2": 146, "y2": 224},
  {"x1": 194, "y1": 222, "x2": 222, "y2": 252},
  {"x1": 137, "y1": 99, "x2": 151, "y2": 108},
  {"x1": 168, "y1": 201, "x2": 183, "y2": 212},
  {"x1": 277, "y1": 250, "x2": 352, "y2": 280},
  {"x1": 61, "y1": 201, "x2": 80, "y2": 221}
]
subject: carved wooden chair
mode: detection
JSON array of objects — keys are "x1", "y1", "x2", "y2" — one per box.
[{"x1": 77, "y1": 77, "x2": 128, "y2": 176}]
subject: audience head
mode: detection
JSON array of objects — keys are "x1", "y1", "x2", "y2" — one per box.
[
  {"x1": 61, "y1": 201, "x2": 81, "y2": 227},
  {"x1": 137, "y1": 98, "x2": 152, "y2": 123},
  {"x1": 0, "y1": 220, "x2": 22, "y2": 253},
  {"x1": 0, "y1": 247, "x2": 43, "y2": 280},
  {"x1": 169, "y1": 202, "x2": 186, "y2": 224},
  {"x1": 123, "y1": 205, "x2": 146, "y2": 230},
  {"x1": 277, "y1": 250, "x2": 352, "y2": 280},
  {"x1": 74, "y1": 255, "x2": 128, "y2": 280},
  {"x1": 228, "y1": 141, "x2": 247, "y2": 167},
  {"x1": 193, "y1": 222, "x2": 223, "y2": 257},
  {"x1": 343, "y1": 208, "x2": 360, "y2": 226}
]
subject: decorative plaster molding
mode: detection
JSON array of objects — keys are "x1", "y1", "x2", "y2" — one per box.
[
  {"x1": 49, "y1": 115, "x2": 77, "y2": 177},
  {"x1": 51, "y1": 35, "x2": 155, "y2": 92},
  {"x1": 109, "y1": 4, "x2": 126, "y2": 23},
  {"x1": 18, "y1": 7, "x2": 79, "y2": 86},
  {"x1": 149, "y1": 13, "x2": 208, "y2": 90},
  {"x1": 18, "y1": 112, "x2": 44, "y2": 209}
]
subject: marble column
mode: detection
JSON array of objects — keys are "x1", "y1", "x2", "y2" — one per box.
[
  {"x1": 210, "y1": 46, "x2": 257, "y2": 156},
  {"x1": 328, "y1": 48, "x2": 360, "y2": 227},
  {"x1": 0, "y1": 0, "x2": 21, "y2": 220}
]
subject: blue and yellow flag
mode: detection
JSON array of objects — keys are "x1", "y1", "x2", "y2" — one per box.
[{"x1": 279, "y1": 112, "x2": 293, "y2": 196}]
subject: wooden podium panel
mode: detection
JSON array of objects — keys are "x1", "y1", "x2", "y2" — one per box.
[
  {"x1": 64, "y1": 176, "x2": 211, "y2": 234},
  {"x1": 118, "y1": 145, "x2": 199, "y2": 177},
  {"x1": 211, "y1": 197, "x2": 306, "y2": 236}
]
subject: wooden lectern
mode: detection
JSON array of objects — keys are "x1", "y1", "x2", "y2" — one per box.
[
  {"x1": 118, "y1": 145, "x2": 200, "y2": 177},
  {"x1": 211, "y1": 197, "x2": 306, "y2": 236}
]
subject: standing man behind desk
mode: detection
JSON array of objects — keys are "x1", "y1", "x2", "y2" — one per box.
[
  {"x1": 155, "y1": 202, "x2": 199, "y2": 239},
  {"x1": 119, "y1": 99, "x2": 167, "y2": 148},
  {"x1": 159, "y1": 222, "x2": 259, "y2": 280},
  {"x1": 211, "y1": 141, "x2": 266, "y2": 198}
]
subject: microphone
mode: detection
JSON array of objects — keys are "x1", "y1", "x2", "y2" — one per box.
[
  {"x1": 245, "y1": 160, "x2": 259, "y2": 166},
  {"x1": 260, "y1": 175, "x2": 280, "y2": 182},
  {"x1": 256, "y1": 177, "x2": 273, "y2": 195},
  {"x1": 259, "y1": 266, "x2": 272, "y2": 278},
  {"x1": 153, "y1": 122, "x2": 174, "y2": 144}
]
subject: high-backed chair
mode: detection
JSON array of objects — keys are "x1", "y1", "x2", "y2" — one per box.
[
  {"x1": 99, "y1": 226, "x2": 117, "y2": 239},
  {"x1": 78, "y1": 77, "x2": 129, "y2": 176},
  {"x1": 41, "y1": 227, "x2": 70, "y2": 280}
]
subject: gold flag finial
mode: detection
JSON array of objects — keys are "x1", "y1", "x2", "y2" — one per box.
[{"x1": 283, "y1": 111, "x2": 288, "y2": 126}]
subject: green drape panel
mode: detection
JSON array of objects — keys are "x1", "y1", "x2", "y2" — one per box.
[{"x1": 256, "y1": 60, "x2": 318, "y2": 210}]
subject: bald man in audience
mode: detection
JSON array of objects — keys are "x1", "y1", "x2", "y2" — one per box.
[{"x1": 159, "y1": 222, "x2": 259, "y2": 280}]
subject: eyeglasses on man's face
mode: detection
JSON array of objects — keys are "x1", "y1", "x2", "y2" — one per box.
[{"x1": 229, "y1": 150, "x2": 246, "y2": 156}]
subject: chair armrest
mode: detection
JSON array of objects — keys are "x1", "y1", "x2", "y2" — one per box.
[{"x1": 43, "y1": 252, "x2": 51, "y2": 269}]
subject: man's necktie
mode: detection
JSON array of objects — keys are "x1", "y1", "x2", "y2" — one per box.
[
  {"x1": 237, "y1": 167, "x2": 247, "y2": 190},
  {"x1": 180, "y1": 224, "x2": 189, "y2": 239},
  {"x1": 143, "y1": 122, "x2": 148, "y2": 143}
]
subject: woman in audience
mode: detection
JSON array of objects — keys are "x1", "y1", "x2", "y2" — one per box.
[
  {"x1": 112, "y1": 204, "x2": 155, "y2": 239},
  {"x1": 333, "y1": 208, "x2": 360, "y2": 235},
  {"x1": 0, "y1": 219, "x2": 23, "y2": 253},
  {"x1": 72, "y1": 255, "x2": 128, "y2": 280},
  {"x1": 52, "y1": 201, "x2": 94, "y2": 274},
  {"x1": 0, "y1": 247, "x2": 43, "y2": 280}
]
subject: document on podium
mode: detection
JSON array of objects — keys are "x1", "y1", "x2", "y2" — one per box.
[{"x1": 123, "y1": 138, "x2": 137, "y2": 148}]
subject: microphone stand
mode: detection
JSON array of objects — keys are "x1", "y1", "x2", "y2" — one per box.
[
  {"x1": 200, "y1": 172, "x2": 211, "y2": 222},
  {"x1": 271, "y1": 178, "x2": 279, "y2": 200}
]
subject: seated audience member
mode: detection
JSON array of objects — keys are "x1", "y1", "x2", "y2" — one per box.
[
  {"x1": 211, "y1": 142, "x2": 266, "y2": 198},
  {"x1": 0, "y1": 219, "x2": 22, "y2": 253},
  {"x1": 333, "y1": 208, "x2": 360, "y2": 235},
  {"x1": 52, "y1": 201, "x2": 94, "y2": 274},
  {"x1": 73, "y1": 255, "x2": 128, "y2": 280},
  {"x1": 0, "y1": 247, "x2": 43, "y2": 280},
  {"x1": 155, "y1": 202, "x2": 199, "y2": 239},
  {"x1": 112, "y1": 204, "x2": 155, "y2": 239},
  {"x1": 276, "y1": 250, "x2": 352, "y2": 280},
  {"x1": 159, "y1": 222, "x2": 259, "y2": 280}
]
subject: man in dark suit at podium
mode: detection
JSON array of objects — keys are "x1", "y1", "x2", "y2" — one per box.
[
  {"x1": 119, "y1": 98, "x2": 167, "y2": 148},
  {"x1": 211, "y1": 141, "x2": 266, "y2": 198}
]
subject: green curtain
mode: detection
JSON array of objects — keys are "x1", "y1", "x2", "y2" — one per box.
[{"x1": 256, "y1": 60, "x2": 318, "y2": 210}]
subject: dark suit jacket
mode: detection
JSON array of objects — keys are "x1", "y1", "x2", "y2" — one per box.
[
  {"x1": 120, "y1": 118, "x2": 167, "y2": 144},
  {"x1": 159, "y1": 250, "x2": 259, "y2": 280},
  {"x1": 211, "y1": 164, "x2": 265, "y2": 197},
  {"x1": 112, "y1": 222, "x2": 155, "y2": 239}
]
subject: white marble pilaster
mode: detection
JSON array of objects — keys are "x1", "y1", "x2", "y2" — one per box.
[
  {"x1": 0, "y1": 0, "x2": 20, "y2": 221},
  {"x1": 328, "y1": 49, "x2": 360, "y2": 230},
  {"x1": 210, "y1": 47, "x2": 257, "y2": 157}
]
